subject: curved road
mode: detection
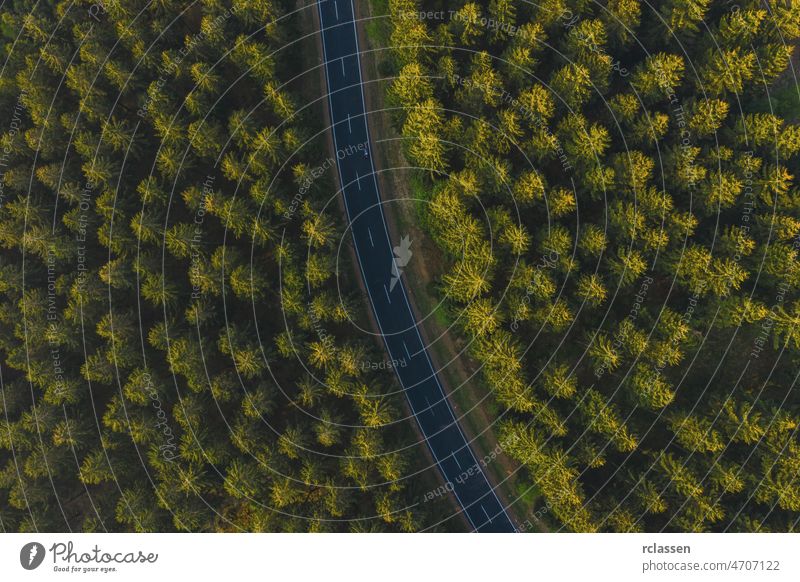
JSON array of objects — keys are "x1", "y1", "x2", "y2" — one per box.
[{"x1": 317, "y1": 0, "x2": 516, "y2": 532}]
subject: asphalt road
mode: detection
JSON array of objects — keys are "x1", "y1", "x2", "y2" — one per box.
[{"x1": 317, "y1": 0, "x2": 516, "y2": 532}]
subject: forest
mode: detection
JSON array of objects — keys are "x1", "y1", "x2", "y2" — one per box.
[
  {"x1": 0, "y1": 0, "x2": 456, "y2": 532},
  {"x1": 2, "y1": 0, "x2": 800, "y2": 534},
  {"x1": 379, "y1": 0, "x2": 800, "y2": 531}
]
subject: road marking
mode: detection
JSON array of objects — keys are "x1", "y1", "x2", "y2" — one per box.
[
  {"x1": 367, "y1": 227, "x2": 374, "y2": 247},
  {"x1": 341, "y1": 57, "x2": 346, "y2": 76},
  {"x1": 334, "y1": 0, "x2": 339, "y2": 19},
  {"x1": 401, "y1": 339, "x2": 412, "y2": 361},
  {"x1": 383, "y1": 284, "x2": 391, "y2": 304},
  {"x1": 453, "y1": 452, "x2": 462, "y2": 470},
  {"x1": 424, "y1": 396, "x2": 434, "y2": 416},
  {"x1": 317, "y1": 0, "x2": 512, "y2": 533},
  {"x1": 347, "y1": 113, "x2": 351, "y2": 133},
  {"x1": 355, "y1": 170, "x2": 361, "y2": 190},
  {"x1": 482, "y1": 506, "x2": 492, "y2": 523}
]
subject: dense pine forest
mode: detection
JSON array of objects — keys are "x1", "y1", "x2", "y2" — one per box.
[
  {"x1": 0, "y1": 0, "x2": 456, "y2": 532},
  {"x1": 379, "y1": 0, "x2": 800, "y2": 531},
  {"x1": 3, "y1": 0, "x2": 800, "y2": 535}
]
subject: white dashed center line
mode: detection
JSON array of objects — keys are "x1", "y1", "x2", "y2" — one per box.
[{"x1": 482, "y1": 506, "x2": 492, "y2": 523}]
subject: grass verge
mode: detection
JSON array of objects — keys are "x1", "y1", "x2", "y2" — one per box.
[{"x1": 353, "y1": 0, "x2": 546, "y2": 529}]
